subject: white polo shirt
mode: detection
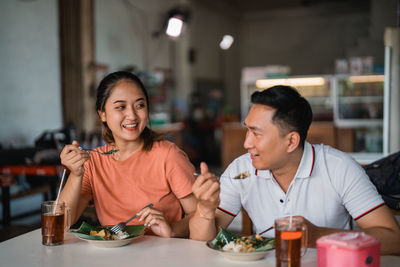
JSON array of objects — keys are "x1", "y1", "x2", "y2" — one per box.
[{"x1": 218, "y1": 142, "x2": 384, "y2": 237}]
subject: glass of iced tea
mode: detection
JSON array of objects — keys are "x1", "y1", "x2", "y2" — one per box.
[
  {"x1": 41, "y1": 201, "x2": 70, "y2": 246},
  {"x1": 275, "y1": 217, "x2": 308, "y2": 267}
]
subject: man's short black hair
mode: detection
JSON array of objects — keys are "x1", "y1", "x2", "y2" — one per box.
[{"x1": 250, "y1": 85, "x2": 313, "y2": 148}]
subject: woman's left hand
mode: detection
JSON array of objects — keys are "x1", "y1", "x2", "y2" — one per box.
[{"x1": 138, "y1": 207, "x2": 173, "y2": 238}]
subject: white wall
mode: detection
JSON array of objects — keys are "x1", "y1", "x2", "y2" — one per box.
[
  {"x1": 239, "y1": 1, "x2": 396, "y2": 75},
  {"x1": 189, "y1": 3, "x2": 241, "y2": 114},
  {"x1": 95, "y1": 0, "x2": 179, "y2": 73},
  {"x1": 94, "y1": 0, "x2": 239, "y2": 116},
  {"x1": 0, "y1": 0, "x2": 62, "y2": 148},
  {"x1": 240, "y1": 3, "x2": 371, "y2": 75}
]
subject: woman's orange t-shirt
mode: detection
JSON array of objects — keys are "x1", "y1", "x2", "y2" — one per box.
[{"x1": 81, "y1": 140, "x2": 195, "y2": 226}]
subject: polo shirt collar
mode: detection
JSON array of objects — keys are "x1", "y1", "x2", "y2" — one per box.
[
  {"x1": 295, "y1": 141, "x2": 315, "y2": 178},
  {"x1": 255, "y1": 141, "x2": 315, "y2": 179}
]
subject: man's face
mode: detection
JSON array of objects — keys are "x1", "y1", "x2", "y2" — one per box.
[{"x1": 243, "y1": 104, "x2": 290, "y2": 170}]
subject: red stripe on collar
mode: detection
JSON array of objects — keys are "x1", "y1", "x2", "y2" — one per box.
[
  {"x1": 309, "y1": 145, "x2": 315, "y2": 177},
  {"x1": 255, "y1": 169, "x2": 258, "y2": 176}
]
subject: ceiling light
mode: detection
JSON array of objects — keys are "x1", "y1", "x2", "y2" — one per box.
[
  {"x1": 219, "y1": 35, "x2": 234, "y2": 50},
  {"x1": 256, "y1": 77, "x2": 326, "y2": 88},
  {"x1": 166, "y1": 15, "x2": 184, "y2": 38}
]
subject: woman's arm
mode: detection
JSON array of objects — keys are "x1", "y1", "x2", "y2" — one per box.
[
  {"x1": 169, "y1": 193, "x2": 198, "y2": 237},
  {"x1": 59, "y1": 172, "x2": 89, "y2": 224},
  {"x1": 58, "y1": 141, "x2": 90, "y2": 224}
]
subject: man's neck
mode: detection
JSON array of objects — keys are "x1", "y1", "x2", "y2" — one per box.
[{"x1": 271, "y1": 148, "x2": 304, "y2": 193}]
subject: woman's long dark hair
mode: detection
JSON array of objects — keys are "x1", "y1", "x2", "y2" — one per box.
[{"x1": 96, "y1": 71, "x2": 164, "y2": 151}]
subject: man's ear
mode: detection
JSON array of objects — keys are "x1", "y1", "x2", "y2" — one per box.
[
  {"x1": 98, "y1": 110, "x2": 106, "y2": 122},
  {"x1": 287, "y1": 131, "x2": 300, "y2": 153}
]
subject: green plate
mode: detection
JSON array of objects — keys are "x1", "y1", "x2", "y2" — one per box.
[{"x1": 70, "y1": 221, "x2": 145, "y2": 241}]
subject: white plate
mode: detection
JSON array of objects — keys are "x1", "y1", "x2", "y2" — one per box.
[
  {"x1": 76, "y1": 235, "x2": 142, "y2": 248},
  {"x1": 206, "y1": 241, "x2": 272, "y2": 261}
]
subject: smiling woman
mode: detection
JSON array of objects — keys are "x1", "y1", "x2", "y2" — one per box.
[
  {"x1": 58, "y1": 71, "x2": 198, "y2": 239},
  {"x1": 95, "y1": 71, "x2": 165, "y2": 153}
]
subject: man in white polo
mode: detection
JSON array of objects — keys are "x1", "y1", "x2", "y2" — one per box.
[{"x1": 189, "y1": 85, "x2": 400, "y2": 255}]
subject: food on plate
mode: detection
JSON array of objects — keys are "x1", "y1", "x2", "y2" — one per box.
[
  {"x1": 90, "y1": 229, "x2": 130, "y2": 240},
  {"x1": 234, "y1": 171, "x2": 250, "y2": 179},
  {"x1": 222, "y1": 235, "x2": 264, "y2": 252},
  {"x1": 209, "y1": 227, "x2": 275, "y2": 255}
]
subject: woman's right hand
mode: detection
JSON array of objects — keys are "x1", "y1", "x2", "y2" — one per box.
[{"x1": 60, "y1": 141, "x2": 90, "y2": 177}]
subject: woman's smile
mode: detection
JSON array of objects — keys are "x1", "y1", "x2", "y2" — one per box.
[{"x1": 122, "y1": 123, "x2": 139, "y2": 130}]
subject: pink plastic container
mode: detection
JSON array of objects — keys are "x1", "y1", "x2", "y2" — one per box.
[{"x1": 317, "y1": 232, "x2": 380, "y2": 267}]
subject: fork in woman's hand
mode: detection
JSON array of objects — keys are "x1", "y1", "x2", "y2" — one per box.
[
  {"x1": 110, "y1": 203, "x2": 154, "y2": 234},
  {"x1": 79, "y1": 147, "x2": 119, "y2": 155}
]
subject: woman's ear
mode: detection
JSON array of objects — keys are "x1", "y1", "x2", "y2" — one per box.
[
  {"x1": 98, "y1": 110, "x2": 106, "y2": 122},
  {"x1": 287, "y1": 131, "x2": 301, "y2": 153}
]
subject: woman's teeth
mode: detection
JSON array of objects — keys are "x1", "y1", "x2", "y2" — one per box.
[{"x1": 123, "y1": 124, "x2": 137, "y2": 128}]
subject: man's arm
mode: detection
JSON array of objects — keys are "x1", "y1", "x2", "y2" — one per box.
[
  {"x1": 190, "y1": 208, "x2": 234, "y2": 241},
  {"x1": 304, "y1": 205, "x2": 400, "y2": 255},
  {"x1": 356, "y1": 205, "x2": 400, "y2": 255},
  {"x1": 189, "y1": 162, "x2": 234, "y2": 241}
]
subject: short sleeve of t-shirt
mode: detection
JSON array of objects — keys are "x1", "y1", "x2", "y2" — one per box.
[
  {"x1": 165, "y1": 144, "x2": 195, "y2": 199},
  {"x1": 219, "y1": 158, "x2": 247, "y2": 216},
  {"x1": 325, "y1": 147, "x2": 384, "y2": 220}
]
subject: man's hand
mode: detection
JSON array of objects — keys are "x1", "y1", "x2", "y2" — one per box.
[
  {"x1": 295, "y1": 216, "x2": 322, "y2": 247},
  {"x1": 192, "y1": 162, "x2": 220, "y2": 218}
]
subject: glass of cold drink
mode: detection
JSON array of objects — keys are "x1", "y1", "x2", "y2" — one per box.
[
  {"x1": 275, "y1": 217, "x2": 308, "y2": 267},
  {"x1": 41, "y1": 201, "x2": 70, "y2": 246}
]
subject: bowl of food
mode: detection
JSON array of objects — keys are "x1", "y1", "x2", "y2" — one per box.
[
  {"x1": 70, "y1": 222, "x2": 145, "y2": 248},
  {"x1": 206, "y1": 228, "x2": 274, "y2": 261}
]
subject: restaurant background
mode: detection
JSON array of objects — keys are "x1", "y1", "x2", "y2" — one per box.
[{"x1": 0, "y1": 0, "x2": 398, "y2": 241}]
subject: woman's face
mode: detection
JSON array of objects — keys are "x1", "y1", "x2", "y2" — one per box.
[{"x1": 98, "y1": 80, "x2": 148, "y2": 145}]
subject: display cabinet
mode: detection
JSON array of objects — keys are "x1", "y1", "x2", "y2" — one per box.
[
  {"x1": 240, "y1": 70, "x2": 386, "y2": 162},
  {"x1": 332, "y1": 74, "x2": 384, "y2": 127},
  {"x1": 332, "y1": 74, "x2": 384, "y2": 155},
  {"x1": 241, "y1": 74, "x2": 334, "y2": 122}
]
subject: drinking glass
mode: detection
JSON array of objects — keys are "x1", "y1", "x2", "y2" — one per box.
[
  {"x1": 41, "y1": 201, "x2": 71, "y2": 246},
  {"x1": 275, "y1": 217, "x2": 308, "y2": 267}
]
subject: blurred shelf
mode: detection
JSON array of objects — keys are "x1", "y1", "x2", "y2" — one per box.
[
  {"x1": 338, "y1": 96, "x2": 383, "y2": 104},
  {"x1": 335, "y1": 119, "x2": 383, "y2": 128}
]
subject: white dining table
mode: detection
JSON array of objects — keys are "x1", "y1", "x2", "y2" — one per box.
[{"x1": 0, "y1": 229, "x2": 399, "y2": 267}]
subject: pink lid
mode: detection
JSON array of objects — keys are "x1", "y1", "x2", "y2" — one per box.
[{"x1": 317, "y1": 232, "x2": 379, "y2": 250}]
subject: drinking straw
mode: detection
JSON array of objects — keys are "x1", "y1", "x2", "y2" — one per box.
[
  {"x1": 52, "y1": 168, "x2": 66, "y2": 215},
  {"x1": 289, "y1": 199, "x2": 293, "y2": 228},
  {"x1": 289, "y1": 184, "x2": 294, "y2": 228},
  {"x1": 45, "y1": 168, "x2": 66, "y2": 245}
]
